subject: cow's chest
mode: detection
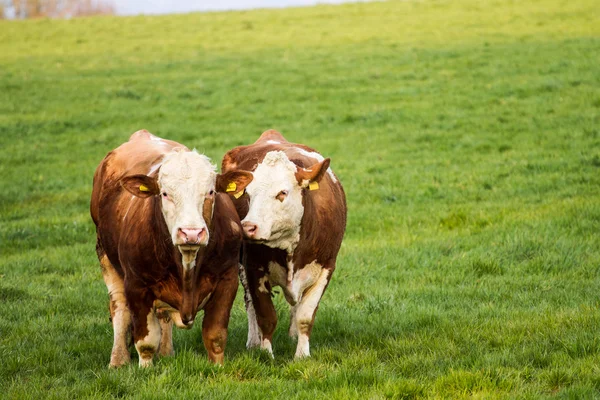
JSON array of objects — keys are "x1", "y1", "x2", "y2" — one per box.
[{"x1": 264, "y1": 260, "x2": 322, "y2": 306}]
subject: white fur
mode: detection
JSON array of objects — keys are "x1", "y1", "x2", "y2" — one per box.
[
  {"x1": 135, "y1": 310, "x2": 162, "y2": 367},
  {"x1": 242, "y1": 151, "x2": 304, "y2": 253},
  {"x1": 158, "y1": 150, "x2": 216, "y2": 262},
  {"x1": 296, "y1": 333, "x2": 310, "y2": 358},
  {"x1": 291, "y1": 261, "x2": 322, "y2": 303},
  {"x1": 258, "y1": 276, "x2": 269, "y2": 294},
  {"x1": 261, "y1": 338, "x2": 274, "y2": 357},
  {"x1": 293, "y1": 268, "x2": 330, "y2": 358},
  {"x1": 148, "y1": 162, "x2": 162, "y2": 176},
  {"x1": 239, "y1": 264, "x2": 262, "y2": 348},
  {"x1": 101, "y1": 255, "x2": 131, "y2": 368},
  {"x1": 294, "y1": 147, "x2": 337, "y2": 183},
  {"x1": 257, "y1": 259, "x2": 328, "y2": 358},
  {"x1": 266, "y1": 140, "x2": 280, "y2": 144},
  {"x1": 149, "y1": 135, "x2": 169, "y2": 147}
]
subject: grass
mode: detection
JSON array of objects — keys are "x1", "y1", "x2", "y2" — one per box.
[{"x1": 1, "y1": 0, "x2": 600, "y2": 397}]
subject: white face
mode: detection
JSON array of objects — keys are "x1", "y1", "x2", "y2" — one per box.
[
  {"x1": 242, "y1": 151, "x2": 305, "y2": 251},
  {"x1": 157, "y1": 150, "x2": 216, "y2": 252}
]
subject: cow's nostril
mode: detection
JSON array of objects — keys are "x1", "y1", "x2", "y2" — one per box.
[
  {"x1": 242, "y1": 222, "x2": 258, "y2": 237},
  {"x1": 181, "y1": 314, "x2": 194, "y2": 326},
  {"x1": 178, "y1": 228, "x2": 205, "y2": 244}
]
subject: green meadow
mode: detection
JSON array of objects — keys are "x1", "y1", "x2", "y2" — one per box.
[{"x1": 1, "y1": 0, "x2": 600, "y2": 397}]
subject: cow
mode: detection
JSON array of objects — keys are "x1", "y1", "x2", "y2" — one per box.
[
  {"x1": 90, "y1": 130, "x2": 253, "y2": 367},
  {"x1": 221, "y1": 129, "x2": 347, "y2": 358}
]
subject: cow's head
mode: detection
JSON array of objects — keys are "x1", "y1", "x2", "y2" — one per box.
[
  {"x1": 240, "y1": 151, "x2": 330, "y2": 252},
  {"x1": 121, "y1": 150, "x2": 252, "y2": 266}
]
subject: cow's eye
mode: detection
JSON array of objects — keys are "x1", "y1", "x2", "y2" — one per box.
[
  {"x1": 208, "y1": 189, "x2": 214, "y2": 196},
  {"x1": 276, "y1": 190, "x2": 288, "y2": 202},
  {"x1": 162, "y1": 192, "x2": 168, "y2": 198}
]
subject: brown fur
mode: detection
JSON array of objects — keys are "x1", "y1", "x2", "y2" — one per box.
[
  {"x1": 91, "y1": 130, "x2": 245, "y2": 365},
  {"x1": 222, "y1": 129, "x2": 347, "y2": 355}
]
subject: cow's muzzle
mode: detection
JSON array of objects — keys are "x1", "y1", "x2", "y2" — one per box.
[
  {"x1": 241, "y1": 221, "x2": 271, "y2": 242},
  {"x1": 241, "y1": 221, "x2": 259, "y2": 238},
  {"x1": 180, "y1": 314, "x2": 195, "y2": 328},
  {"x1": 177, "y1": 227, "x2": 207, "y2": 246}
]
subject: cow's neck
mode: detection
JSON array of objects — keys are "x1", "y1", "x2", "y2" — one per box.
[
  {"x1": 176, "y1": 245, "x2": 207, "y2": 319},
  {"x1": 263, "y1": 228, "x2": 300, "y2": 254}
]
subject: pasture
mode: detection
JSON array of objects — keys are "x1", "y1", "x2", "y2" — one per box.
[{"x1": 1, "y1": 0, "x2": 599, "y2": 397}]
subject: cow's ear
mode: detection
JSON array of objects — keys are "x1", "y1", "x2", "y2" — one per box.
[
  {"x1": 295, "y1": 158, "x2": 330, "y2": 188},
  {"x1": 216, "y1": 170, "x2": 254, "y2": 194},
  {"x1": 120, "y1": 174, "x2": 159, "y2": 198}
]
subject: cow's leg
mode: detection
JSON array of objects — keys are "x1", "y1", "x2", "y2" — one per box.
[
  {"x1": 293, "y1": 268, "x2": 332, "y2": 359},
  {"x1": 239, "y1": 263, "x2": 262, "y2": 348},
  {"x1": 157, "y1": 311, "x2": 174, "y2": 357},
  {"x1": 99, "y1": 252, "x2": 131, "y2": 368},
  {"x1": 245, "y1": 264, "x2": 277, "y2": 357},
  {"x1": 201, "y1": 265, "x2": 238, "y2": 364},
  {"x1": 128, "y1": 290, "x2": 161, "y2": 367}
]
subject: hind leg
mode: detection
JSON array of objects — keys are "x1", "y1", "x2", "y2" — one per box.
[{"x1": 99, "y1": 252, "x2": 131, "y2": 368}]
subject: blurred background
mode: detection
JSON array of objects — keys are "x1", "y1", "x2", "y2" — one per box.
[{"x1": 1, "y1": 0, "x2": 369, "y2": 18}]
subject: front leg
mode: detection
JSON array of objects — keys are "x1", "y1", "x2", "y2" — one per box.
[
  {"x1": 201, "y1": 265, "x2": 238, "y2": 364},
  {"x1": 128, "y1": 288, "x2": 161, "y2": 367},
  {"x1": 244, "y1": 263, "x2": 277, "y2": 357},
  {"x1": 99, "y1": 253, "x2": 131, "y2": 368},
  {"x1": 292, "y1": 267, "x2": 332, "y2": 359}
]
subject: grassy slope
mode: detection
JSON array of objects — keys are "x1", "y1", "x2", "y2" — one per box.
[{"x1": 1, "y1": 0, "x2": 599, "y2": 398}]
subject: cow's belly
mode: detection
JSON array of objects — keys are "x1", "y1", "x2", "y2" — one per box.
[{"x1": 265, "y1": 260, "x2": 322, "y2": 305}]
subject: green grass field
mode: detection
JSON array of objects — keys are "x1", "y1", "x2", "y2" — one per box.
[{"x1": 1, "y1": 0, "x2": 600, "y2": 397}]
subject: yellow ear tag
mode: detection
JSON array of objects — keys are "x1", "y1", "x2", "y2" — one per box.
[
  {"x1": 233, "y1": 190, "x2": 245, "y2": 199},
  {"x1": 309, "y1": 181, "x2": 319, "y2": 191},
  {"x1": 226, "y1": 182, "x2": 237, "y2": 192},
  {"x1": 139, "y1": 184, "x2": 149, "y2": 192}
]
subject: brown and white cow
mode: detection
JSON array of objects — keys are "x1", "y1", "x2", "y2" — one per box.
[
  {"x1": 90, "y1": 130, "x2": 252, "y2": 367},
  {"x1": 221, "y1": 130, "x2": 347, "y2": 358}
]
